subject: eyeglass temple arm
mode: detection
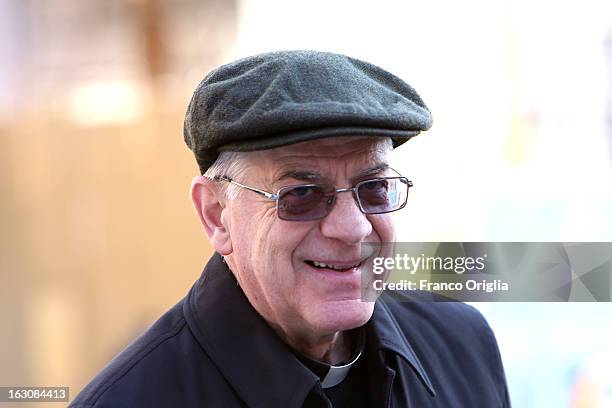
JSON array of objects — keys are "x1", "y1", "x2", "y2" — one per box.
[
  {"x1": 211, "y1": 175, "x2": 279, "y2": 200},
  {"x1": 385, "y1": 167, "x2": 413, "y2": 185}
]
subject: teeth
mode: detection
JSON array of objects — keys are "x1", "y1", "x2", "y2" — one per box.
[{"x1": 312, "y1": 261, "x2": 360, "y2": 270}]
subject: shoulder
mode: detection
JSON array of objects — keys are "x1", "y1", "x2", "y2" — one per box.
[
  {"x1": 69, "y1": 299, "x2": 197, "y2": 408},
  {"x1": 380, "y1": 289, "x2": 495, "y2": 339},
  {"x1": 379, "y1": 290, "x2": 501, "y2": 356},
  {"x1": 378, "y1": 290, "x2": 509, "y2": 404}
]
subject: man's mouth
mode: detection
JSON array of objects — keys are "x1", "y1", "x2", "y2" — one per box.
[{"x1": 304, "y1": 260, "x2": 362, "y2": 272}]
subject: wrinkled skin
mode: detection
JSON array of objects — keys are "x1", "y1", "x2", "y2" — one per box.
[{"x1": 191, "y1": 136, "x2": 396, "y2": 363}]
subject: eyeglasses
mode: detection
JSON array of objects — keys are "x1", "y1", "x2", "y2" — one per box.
[{"x1": 211, "y1": 173, "x2": 412, "y2": 221}]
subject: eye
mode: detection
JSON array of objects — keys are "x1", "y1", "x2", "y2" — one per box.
[
  {"x1": 287, "y1": 186, "x2": 316, "y2": 197},
  {"x1": 362, "y1": 180, "x2": 388, "y2": 191},
  {"x1": 358, "y1": 179, "x2": 390, "y2": 206}
]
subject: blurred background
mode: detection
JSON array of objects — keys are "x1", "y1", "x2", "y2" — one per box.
[{"x1": 1, "y1": 0, "x2": 611, "y2": 406}]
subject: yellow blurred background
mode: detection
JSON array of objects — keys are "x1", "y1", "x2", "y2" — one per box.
[
  {"x1": 1, "y1": 0, "x2": 237, "y2": 404},
  {"x1": 1, "y1": 0, "x2": 612, "y2": 407}
]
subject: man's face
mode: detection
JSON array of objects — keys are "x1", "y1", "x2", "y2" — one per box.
[{"x1": 222, "y1": 137, "x2": 396, "y2": 340}]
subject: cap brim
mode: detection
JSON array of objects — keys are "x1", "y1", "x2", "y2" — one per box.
[{"x1": 217, "y1": 126, "x2": 421, "y2": 153}]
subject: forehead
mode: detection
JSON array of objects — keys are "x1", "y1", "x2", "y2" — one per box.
[{"x1": 257, "y1": 136, "x2": 390, "y2": 169}]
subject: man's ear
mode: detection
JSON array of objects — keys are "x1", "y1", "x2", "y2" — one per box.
[{"x1": 190, "y1": 176, "x2": 232, "y2": 256}]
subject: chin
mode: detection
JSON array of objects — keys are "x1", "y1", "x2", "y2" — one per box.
[{"x1": 308, "y1": 299, "x2": 374, "y2": 333}]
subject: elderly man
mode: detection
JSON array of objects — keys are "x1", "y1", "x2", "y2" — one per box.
[{"x1": 71, "y1": 51, "x2": 510, "y2": 407}]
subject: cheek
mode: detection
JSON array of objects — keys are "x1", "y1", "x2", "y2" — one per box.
[
  {"x1": 231, "y1": 205, "x2": 311, "y2": 281},
  {"x1": 260, "y1": 224, "x2": 318, "y2": 307},
  {"x1": 368, "y1": 214, "x2": 395, "y2": 241},
  {"x1": 229, "y1": 201, "x2": 275, "y2": 247}
]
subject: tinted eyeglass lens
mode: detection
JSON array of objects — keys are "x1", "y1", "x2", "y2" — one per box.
[
  {"x1": 278, "y1": 185, "x2": 334, "y2": 220},
  {"x1": 357, "y1": 177, "x2": 408, "y2": 213}
]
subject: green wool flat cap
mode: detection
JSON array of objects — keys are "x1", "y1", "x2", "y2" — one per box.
[{"x1": 183, "y1": 50, "x2": 433, "y2": 173}]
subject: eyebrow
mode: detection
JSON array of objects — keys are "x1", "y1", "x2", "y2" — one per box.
[
  {"x1": 355, "y1": 163, "x2": 389, "y2": 179},
  {"x1": 276, "y1": 170, "x2": 321, "y2": 183},
  {"x1": 275, "y1": 163, "x2": 389, "y2": 184}
]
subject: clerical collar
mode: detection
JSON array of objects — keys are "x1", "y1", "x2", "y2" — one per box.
[
  {"x1": 320, "y1": 347, "x2": 363, "y2": 388},
  {"x1": 296, "y1": 328, "x2": 366, "y2": 389}
]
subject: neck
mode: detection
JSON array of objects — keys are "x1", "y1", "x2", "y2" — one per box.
[{"x1": 282, "y1": 328, "x2": 352, "y2": 365}]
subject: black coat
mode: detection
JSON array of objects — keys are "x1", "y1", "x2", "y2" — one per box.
[{"x1": 70, "y1": 254, "x2": 511, "y2": 407}]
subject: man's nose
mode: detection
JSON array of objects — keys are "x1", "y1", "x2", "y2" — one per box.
[{"x1": 319, "y1": 191, "x2": 372, "y2": 244}]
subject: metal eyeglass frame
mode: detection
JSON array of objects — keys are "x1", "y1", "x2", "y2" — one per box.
[{"x1": 209, "y1": 172, "x2": 413, "y2": 220}]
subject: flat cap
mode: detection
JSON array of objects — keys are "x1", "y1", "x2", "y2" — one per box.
[{"x1": 183, "y1": 50, "x2": 432, "y2": 173}]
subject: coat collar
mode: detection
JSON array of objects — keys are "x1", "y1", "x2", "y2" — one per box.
[
  {"x1": 184, "y1": 253, "x2": 435, "y2": 407},
  {"x1": 369, "y1": 296, "x2": 437, "y2": 397},
  {"x1": 183, "y1": 253, "x2": 319, "y2": 408}
]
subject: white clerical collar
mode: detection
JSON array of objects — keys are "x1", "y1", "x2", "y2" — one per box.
[{"x1": 320, "y1": 349, "x2": 363, "y2": 388}]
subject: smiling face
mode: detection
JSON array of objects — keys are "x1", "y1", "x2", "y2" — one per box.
[{"x1": 205, "y1": 136, "x2": 396, "y2": 344}]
